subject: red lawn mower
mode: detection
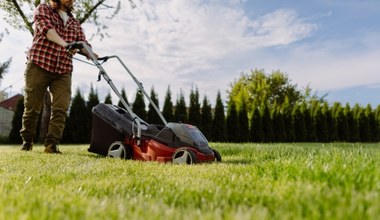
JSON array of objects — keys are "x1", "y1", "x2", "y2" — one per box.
[{"x1": 69, "y1": 42, "x2": 222, "y2": 164}]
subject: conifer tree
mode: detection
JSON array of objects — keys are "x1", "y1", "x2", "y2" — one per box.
[
  {"x1": 261, "y1": 102, "x2": 273, "y2": 142},
  {"x1": 174, "y1": 90, "x2": 187, "y2": 123},
  {"x1": 147, "y1": 87, "x2": 162, "y2": 124},
  {"x1": 238, "y1": 99, "x2": 250, "y2": 142},
  {"x1": 104, "y1": 92, "x2": 113, "y2": 104},
  {"x1": 86, "y1": 84, "x2": 100, "y2": 141},
  {"x1": 226, "y1": 99, "x2": 240, "y2": 142},
  {"x1": 188, "y1": 87, "x2": 201, "y2": 127},
  {"x1": 250, "y1": 107, "x2": 263, "y2": 142},
  {"x1": 322, "y1": 102, "x2": 335, "y2": 142},
  {"x1": 200, "y1": 96, "x2": 213, "y2": 140},
  {"x1": 63, "y1": 88, "x2": 88, "y2": 143},
  {"x1": 211, "y1": 91, "x2": 226, "y2": 142},
  {"x1": 162, "y1": 86, "x2": 174, "y2": 122},
  {"x1": 314, "y1": 105, "x2": 328, "y2": 142},
  {"x1": 301, "y1": 103, "x2": 316, "y2": 142},
  {"x1": 357, "y1": 108, "x2": 371, "y2": 142},
  {"x1": 335, "y1": 104, "x2": 349, "y2": 141},
  {"x1": 365, "y1": 104, "x2": 377, "y2": 142},
  {"x1": 345, "y1": 104, "x2": 358, "y2": 142},
  {"x1": 132, "y1": 89, "x2": 146, "y2": 121},
  {"x1": 272, "y1": 106, "x2": 286, "y2": 142},
  {"x1": 282, "y1": 97, "x2": 295, "y2": 142},
  {"x1": 292, "y1": 104, "x2": 306, "y2": 142},
  {"x1": 117, "y1": 87, "x2": 129, "y2": 109}
]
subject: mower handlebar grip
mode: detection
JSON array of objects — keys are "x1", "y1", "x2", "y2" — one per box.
[{"x1": 66, "y1": 42, "x2": 84, "y2": 50}]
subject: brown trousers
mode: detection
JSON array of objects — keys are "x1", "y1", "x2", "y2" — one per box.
[{"x1": 20, "y1": 62, "x2": 72, "y2": 145}]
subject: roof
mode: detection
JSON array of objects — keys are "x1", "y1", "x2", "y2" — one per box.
[{"x1": 0, "y1": 94, "x2": 23, "y2": 111}]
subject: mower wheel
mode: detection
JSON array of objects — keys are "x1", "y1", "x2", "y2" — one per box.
[
  {"x1": 212, "y1": 148, "x2": 222, "y2": 162},
  {"x1": 172, "y1": 148, "x2": 198, "y2": 165},
  {"x1": 107, "y1": 141, "x2": 131, "y2": 159}
]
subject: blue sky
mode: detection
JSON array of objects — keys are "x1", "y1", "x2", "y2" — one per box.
[{"x1": 1, "y1": 0, "x2": 380, "y2": 107}]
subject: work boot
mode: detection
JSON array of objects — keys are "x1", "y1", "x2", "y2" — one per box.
[
  {"x1": 21, "y1": 142, "x2": 33, "y2": 151},
  {"x1": 44, "y1": 144, "x2": 62, "y2": 154}
]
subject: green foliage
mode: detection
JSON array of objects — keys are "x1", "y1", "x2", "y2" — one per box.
[
  {"x1": 132, "y1": 89, "x2": 146, "y2": 121},
  {"x1": 117, "y1": 88, "x2": 129, "y2": 109},
  {"x1": 162, "y1": 86, "x2": 174, "y2": 122},
  {"x1": 1, "y1": 143, "x2": 379, "y2": 219},
  {"x1": 238, "y1": 99, "x2": 250, "y2": 142},
  {"x1": 103, "y1": 92, "x2": 112, "y2": 104},
  {"x1": 0, "y1": 0, "x2": 135, "y2": 38},
  {"x1": 147, "y1": 87, "x2": 162, "y2": 124},
  {"x1": 200, "y1": 96, "x2": 213, "y2": 140},
  {"x1": 211, "y1": 91, "x2": 226, "y2": 142},
  {"x1": 250, "y1": 107, "x2": 263, "y2": 142},
  {"x1": 86, "y1": 84, "x2": 100, "y2": 142},
  {"x1": 228, "y1": 69, "x2": 309, "y2": 116},
  {"x1": 62, "y1": 88, "x2": 89, "y2": 143},
  {"x1": 174, "y1": 90, "x2": 187, "y2": 123},
  {"x1": 226, "y1": 99, "x2": 239, "y2": 142},
  {"x1": 188, "y1": 87, "x2": 201, "y2": 127}
]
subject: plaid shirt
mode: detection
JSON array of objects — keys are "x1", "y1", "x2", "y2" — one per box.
[{"x1": 28, "y1": 4, "x2": 89, "y2": 74}]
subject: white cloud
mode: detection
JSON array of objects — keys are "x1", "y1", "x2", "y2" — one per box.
[{"x1": 0, "y1": 0, "x2": 319, "y2": 105}]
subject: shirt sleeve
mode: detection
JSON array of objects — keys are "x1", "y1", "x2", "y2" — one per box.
[{"x1": 33, "y1": 4, "x2": 54, "y2": 35}]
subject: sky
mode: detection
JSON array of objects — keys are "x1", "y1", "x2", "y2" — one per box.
[{"x1": 1, "y1": 0, "x2": 380, "y2": 108}]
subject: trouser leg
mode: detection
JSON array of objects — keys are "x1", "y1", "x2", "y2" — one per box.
[
  {"x1": 20, "y1": 62, "x2": 50, "y2": 143},
  {"x1": 45, "y1": 73, "x2": 72, "y2": 145}
]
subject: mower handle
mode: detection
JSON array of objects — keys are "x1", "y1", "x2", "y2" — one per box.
[{"x1": 66, "y1": 41, "x2": 108, "y2": 61}]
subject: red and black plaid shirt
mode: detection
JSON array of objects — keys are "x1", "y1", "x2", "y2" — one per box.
[{"x1": 28, "y1": 4, "x2": 90, "y2": 74}]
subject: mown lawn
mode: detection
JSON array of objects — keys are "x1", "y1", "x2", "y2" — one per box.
[{"x1": 0, "y1": 143, "x2": 379, "y2": 220}]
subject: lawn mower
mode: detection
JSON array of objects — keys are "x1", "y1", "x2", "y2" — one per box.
[{"x1": 68, "y1": 42, "x2": 222, "y2": 164}]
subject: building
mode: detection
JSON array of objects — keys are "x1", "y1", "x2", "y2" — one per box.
[{"x1": 0, "y1": 94, "x2": 23, "y2": 137}]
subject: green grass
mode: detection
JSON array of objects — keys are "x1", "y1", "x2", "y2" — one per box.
[{"x1": 0, "y1": 143, "x2": 379, "y2": 220}]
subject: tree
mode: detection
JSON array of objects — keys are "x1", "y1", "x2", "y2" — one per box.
[
  {"x1": 238, "y1": 98, "x2": 250, "y2": 142},
  {"x1": 104, "y1": 92, "x2": 113, "y2": 104},
  {"x1": 62, "y1": 88, "x2": 88, "y2": 143},
  {"x1": 261, "y1": 102, "x2": 273, "y2": 142},
  {"x1": 292, "y1": 104, "x2": 306, "y2": 142},
  {"x1": 228, "y1": 69, "x2": 322, "y2": 117},
  {"x1": 0, "y1": 0, "x2": 137, "y2": 37},
  {"x1": 226, "y1": 99, "x2": 239, "y2": 142},
  {"x1": 200, "y1": 96, "x2": 213, "y2": 140},
  {"x1": 117, "y1": 88, "x2": 129, "y2": 109},
  {"x1": 250, "y1": 107, "x2": 263, "y2": 142},
  {"x1": 174, "y1": 90, "x2": 187, "y2": 123},
  {"x1": 188, "y1": 87, "x2": 201, "y2": 127},
  {"x1": 132, "y1": 89, "x2": 146, "y2": 121},
  {"x1": 86, "y1": 84, "x2": 100, "y2": 141},
  {"x1": 272, "y1": 106, "x2": 286, "y2": 142},
  {"x1": 211, "y1": 91, "x2": 226, "y2": 142},
  {"x1": 147, "y1": 87, "x2": 161, "y2": 124},
  {"x1": 365, "y1": 104, "x2": 377, "y2": 142},
  {"x1": 0, "y1": 31, "x2": 11, "y2": 79},
  {"x1": 345, "y1": 104, "x2": 358, "y2": 142},
  {"x1": 162, "y1": 86, "x2": 174, "y2": 122}
]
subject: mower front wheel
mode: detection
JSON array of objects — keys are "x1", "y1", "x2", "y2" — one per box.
[
  {"x1": 107, "y1": 141, "x2": 132, "y2": 160},
  {"x1": 212, "y1": 148, "x2": 222, "y2": 162},
  {"x1": 172, "y1": 148, "x2": 198, "y2": 165}
]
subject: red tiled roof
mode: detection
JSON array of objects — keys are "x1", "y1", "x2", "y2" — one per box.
[{"x1": 0, "y1": 94, "x2": 23, "y2": 111}]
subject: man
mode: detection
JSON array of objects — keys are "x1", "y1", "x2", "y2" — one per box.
[{"x1": 20, "y1": 0, "x2": 97, "y2": 153}]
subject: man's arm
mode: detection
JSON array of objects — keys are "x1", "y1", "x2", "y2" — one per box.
[{"x1": 46, "y1": 29, "x2": 68, "y2": 48}]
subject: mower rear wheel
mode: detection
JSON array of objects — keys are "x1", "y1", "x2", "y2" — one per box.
[
  {"x1": 172, "y1": 148, "x2": 198, "y2": 165},
  {"x1": 212, "y1": 148, "x2": 222, "y2": 162},
  {"x1": 107, "y1": 141, "x2": 131, "y2": 159}
]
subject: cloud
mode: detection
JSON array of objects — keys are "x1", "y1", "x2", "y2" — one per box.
[
  {"x1": 79, "y1": 0, "x2": 318, "y2": 102},
  {"x1": 1, "y1": 0, "x2": 318, "y2": 105}
]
